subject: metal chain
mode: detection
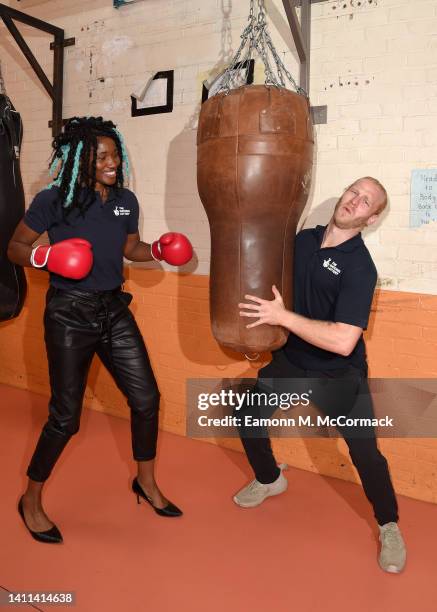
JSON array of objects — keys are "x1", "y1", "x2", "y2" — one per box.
[
  {"x1": 217, "y1": 0, "x2": 306, "y2": 96},
  {"x1": 218, "y1": 1, "x2": 254, "y2": 93}
]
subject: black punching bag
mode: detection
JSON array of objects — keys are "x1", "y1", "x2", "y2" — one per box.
[{"x1": 0, "y1": 95, "x2": 27, "y2": 320}]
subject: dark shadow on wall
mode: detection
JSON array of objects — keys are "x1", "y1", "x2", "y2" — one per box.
[
  {"x1": 115, "y1": 119, "x2": 232, "y2": 367},
  {"x1": 301, "y1": 196, "x2": 337, "y2": 230},
  {"x1": 129, "y1": 0, "x2": 253, "y2": 370},
  {"x1": 299, "y1": 436, "x2": 376, "y2": 530}
]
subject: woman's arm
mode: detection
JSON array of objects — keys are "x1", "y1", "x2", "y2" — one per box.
[
  {"x1": 123, "y1": 232, "x2": 154, "y2": 262},
  {"x1": 124, "y1": 231, "x2": 193, "y2": 265},
  {"x1": 7, "y1": 221, "x2": 42, "y2": 267}
]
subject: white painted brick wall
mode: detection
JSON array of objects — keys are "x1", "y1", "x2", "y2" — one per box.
[{"x1": 0, "y1": 0, "x2": 436, "y2": 290}]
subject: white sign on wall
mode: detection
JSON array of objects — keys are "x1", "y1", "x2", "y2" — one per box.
[{"x1": 410, "y1": 169, "x2": 437, "y2": 228}]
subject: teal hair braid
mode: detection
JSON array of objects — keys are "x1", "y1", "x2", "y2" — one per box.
[
  {"x1": 112, "y1": 127, "x2": 130, "y2": 179},
  {"x1": 48, "y1": 159, "x2": 58, "y2": 177},
  {"x1": 64, "y1": 141, "x2": 84, "y2": 208},
  {"x1": 46, "y1": 144, "x2": 70, "y2": 189}
]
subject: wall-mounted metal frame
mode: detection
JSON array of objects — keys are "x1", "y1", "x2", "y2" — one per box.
[
  {"x1": 282, "y1": 0, "x2": 328, "y2": 92},
  {"x1": 0, "y1": 3, "x2": 75, "y2": 136},
  {"x1": 282, "y1": 0, "x2": 328, "y2": 123}
]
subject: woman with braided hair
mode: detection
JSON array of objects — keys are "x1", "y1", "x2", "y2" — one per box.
[{"x1": 8, "y1": 116, "x2": 193, "y2": 543}]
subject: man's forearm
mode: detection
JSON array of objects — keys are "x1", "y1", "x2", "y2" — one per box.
[{"x1": 279, "y1": 310, "x2": 356, "y2": 356}]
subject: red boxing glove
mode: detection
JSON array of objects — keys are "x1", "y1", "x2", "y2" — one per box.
[
  {"x1": 30, "y1": 238, "x2": 93, "y2": 280},
  {"x1": 151, "y1": 232, "x2": 193, "y2": 266}
]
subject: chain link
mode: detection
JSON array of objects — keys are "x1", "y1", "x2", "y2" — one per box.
[{"x1": 217, "y1": 0, "x2": 306, "y2": 96}]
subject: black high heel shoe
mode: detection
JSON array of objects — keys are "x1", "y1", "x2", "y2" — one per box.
[
  {"x1": 18, "y1": 497, "x2": 63, "y2": 544},
  {"x1": 132, "y1": 478, "x2": 183, "y2": 517}
]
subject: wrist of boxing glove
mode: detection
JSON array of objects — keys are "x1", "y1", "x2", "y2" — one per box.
[
  {"x1": 151, "y1": 241, "x2": 162, "y2": 262},
  {"x1": 30, "y1": 245, "x2": 51, "y2": 269}
]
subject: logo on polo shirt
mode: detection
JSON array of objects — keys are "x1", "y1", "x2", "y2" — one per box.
[
  {"x1": 113, "y1": 205, "x2": 131, "y2": 216},
  {"x1": 323, "y1": 258, "x2": 341, "y2": 276}
]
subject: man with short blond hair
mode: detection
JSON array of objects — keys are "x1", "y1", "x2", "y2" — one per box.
[{"x1": 235, "y1": 177, "x2": 406, "y2": 574}]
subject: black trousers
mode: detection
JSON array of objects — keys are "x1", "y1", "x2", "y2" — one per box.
[
  {"x1": 27, "y1": 286, "x2": 160, "y2": 482},
  {"x1": 238, "y1": 349, "x2": 399, "y2": 526}
]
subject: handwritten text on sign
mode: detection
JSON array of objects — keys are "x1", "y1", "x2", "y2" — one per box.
[{"x1": 410, "y1": 169, "x2": 437, "y2": 228}]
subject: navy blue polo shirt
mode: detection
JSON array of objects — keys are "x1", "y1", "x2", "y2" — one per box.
[
  {"x1": 284, "y1": 225, "x2": 377, "y2": 371},
  {"x1": 24, "y1": 186, "x2": 139, "y2": 291}
]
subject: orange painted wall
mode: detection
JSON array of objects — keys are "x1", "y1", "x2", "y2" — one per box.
[{"x1": 1, "y1": 267, "x2": 436, "y2": 504}]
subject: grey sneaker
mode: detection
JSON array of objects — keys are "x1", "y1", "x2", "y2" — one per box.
[
  {"x1": 378, "y1": 522, "x2": 406, "y2": 573},
  {"x1": 233, "y1": 467, "x2": 288, "y2": 508}
]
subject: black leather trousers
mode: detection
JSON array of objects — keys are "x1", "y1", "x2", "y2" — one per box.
[{"x1": 27, "y1": 286, "x2": 160, "y2": 482}]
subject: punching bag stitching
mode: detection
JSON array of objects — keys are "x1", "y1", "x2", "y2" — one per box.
[
  {"x1": 11, "y1": 108, "x2": 22, "y2": 156},
  {"x1": 7, "y1": 114, "x2": 18, "y2": 187},
  {"x1": 4, "y1": 115, "x2": 13, "y2": 160},
  {"x1": 271, "y1": 93, "x2": 298, "y2": 304},
  {"x1": 282, "y1": 107, "x2": 311, "y2": 307},
  {"x1": 282, "y1": 174, "x2": 299, "y2": 312},
  {"x1": 235, "y1": 90, "x2": 243, "y2": 347}
]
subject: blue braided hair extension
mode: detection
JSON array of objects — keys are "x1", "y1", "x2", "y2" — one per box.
[
  {"x1": 46, "y1": 144, "x2": 70, "y2": 189},
  {"x1": 112, "y1": 127, "x2": 130, "y2": 180},
  {"x1": 64, "y1": 140, "x2": 84, "y2": 208}
]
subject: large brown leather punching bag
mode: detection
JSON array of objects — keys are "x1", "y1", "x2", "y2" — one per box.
[
  {"x1": 197, "y1": 85, "x2": 313, "y2": 354},
  {"x1": 0, "y1": 95, "x2": 27, "y2": 321}
]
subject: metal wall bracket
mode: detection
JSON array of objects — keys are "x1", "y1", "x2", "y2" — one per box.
[
  {"x1": 282, "y1": 0, "x2": 311, "y2": 93},
  {"x1": 310, "y1": 104, "x2": 327, "y2": 125},
  {"x1": 50, "y1": 37, "x2": 75, "y2": 50},
  {"x1": 282, "y1": 0, "x2": 328, "y2": 122},
  {"x1": 0, "y1": 3, "x2": 73, "y2": 136}
]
